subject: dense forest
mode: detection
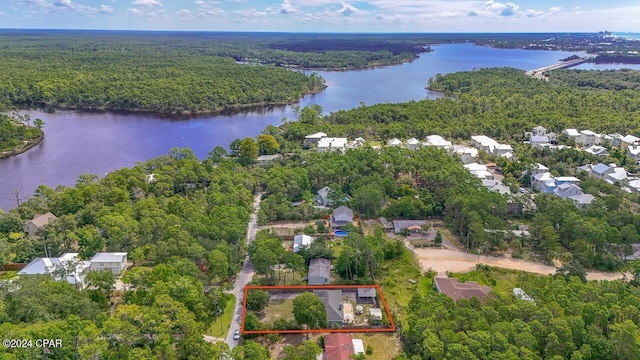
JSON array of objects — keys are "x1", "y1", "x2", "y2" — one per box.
[{"x1": 549, "y1": 69, "x2": 640, "y2": 90}]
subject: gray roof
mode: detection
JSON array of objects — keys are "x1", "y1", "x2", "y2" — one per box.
[
  {"x1": 313, "y1": 289, "x2": 343, "y2": 323},
  {"x1": 592, "y1": 163, "x2": 611, "y2": 175},
  {"x1": 317, "y1": 186, "x2": 330, "y2": 199},
  {"x1": 257, "y1": 154, "x2": 282, "y2": 161},
  {"x1": 308, "y1": 258, "x2": 331, "y2": 281},
  {"x1": 570, "y1": 194, "x2": 596, "y2": 206},
  {"x1": 392, "y1": 220, "x2": 426, "y2": 234},
  {"x1": 18, "y1": 253, "x2": 88, "y2": 284},
  {"x1": 357, "y1": 288, "x2": 376, "y2": 298},
  {"x1": 333, "y1": 206, "x2": 353, "y2": 222},
  {"x1": 90, "y1": 252, "x2": 127, "y2": 263}
]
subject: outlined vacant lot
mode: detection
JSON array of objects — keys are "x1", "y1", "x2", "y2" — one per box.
[{"x1": 241, "y1": 284, "x2": 396, "y2": 334}]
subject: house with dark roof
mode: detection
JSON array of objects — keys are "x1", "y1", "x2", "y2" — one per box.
[
  {"x1": 308, "y1": 258, "x2": 331, "y2": 285},
  {"x1": 331, "y1": 206, "x2": 353, "y2": 229},
  {"x1": 434, "y1": 277, "x2": 492, "y2": 302},
  {"x1": 392, "y1": 220, "x2": 426, "y2": 234},
  {"x1": 313, "y1": 289, "x2": 344, "y2": 327},
  {"x1": 23, "y1": 212, "x2": 57, "y2": 237},
  {"x1": 324, "y1": 333, "x2": 354, "y2": 360},
  {"x1": 357, "y1": 288, "x2": 377, "y2": 304}
]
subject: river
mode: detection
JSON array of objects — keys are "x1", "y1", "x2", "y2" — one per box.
[{"x1": 0, "y1": 43, "x2": 631, "y2": 210}]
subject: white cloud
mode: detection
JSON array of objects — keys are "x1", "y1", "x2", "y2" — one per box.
[
  {"x1": 99, "y1": 4, "x2": 113, "y2": 13},
  {"x1": 235, "y1": 8, "x2": 266, "y2": 17},
  {"x1": 132, "y1": 0, "x2": 162, "y2": 7},
  {"x1": 338, "y1": 2, "x2": 360, "y2": 16},
  {"x1": 525, "y1": 9, "x2": 543, "y2": 18},
  {"x1": 279, "y1": 0, "x2": 299, "y2": 14},
  {"x1": 177, "y1": 9, "x2": 190, "y2": 16}
]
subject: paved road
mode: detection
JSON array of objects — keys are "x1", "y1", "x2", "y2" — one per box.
[{"x1": 224, "y1": 192, "x2": 262, "y2": 349}]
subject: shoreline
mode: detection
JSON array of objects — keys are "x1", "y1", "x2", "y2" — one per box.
[{"x1": 0, "y1": 133, "x2": 44, "y2": 159}]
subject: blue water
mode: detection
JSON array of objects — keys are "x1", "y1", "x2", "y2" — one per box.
[
  {"x1": 335, "y1": 230, "x2": 349, "y2": 238},
  {"x1": 0, "y1": 43, "x2": 626, "y2": 210}
]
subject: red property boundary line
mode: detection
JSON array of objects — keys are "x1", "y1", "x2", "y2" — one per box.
[{"x1": 241, "y1": 284, "x2": 396, "y2": 334}]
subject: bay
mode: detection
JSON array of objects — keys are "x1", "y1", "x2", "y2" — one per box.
[{"x1": 0, "y1": 43, "x2": 611, "y2": 210}]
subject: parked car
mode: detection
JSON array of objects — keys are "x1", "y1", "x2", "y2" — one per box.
[{"x1": 233, "y1": 329, "x2": 240, "y2": 340}]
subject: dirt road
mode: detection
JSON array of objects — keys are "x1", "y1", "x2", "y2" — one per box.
[{"x1": 411, "y1": 248, "x2": 625, "y2": 281}]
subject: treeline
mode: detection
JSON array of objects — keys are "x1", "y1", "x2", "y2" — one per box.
[
  {"x1": 397, "y1": 269, "x2": 640, "y2": 360},
  {"x1": 550, "y1": 69, "x2": 640, "y2": 90}
]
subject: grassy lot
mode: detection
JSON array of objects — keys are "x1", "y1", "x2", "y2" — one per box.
[
  {"x1": 378, "y1": 247, "x2": 423, "y2": 319},
  {"x1": 358, "y1": 333, "x2": 401, "y2": 360},
  {"x1": 261, "y1": 299, "x2": 294, "y2": 324},
  {"x1": 207, "y1": 294, "x2": 236, "y2": 338}
]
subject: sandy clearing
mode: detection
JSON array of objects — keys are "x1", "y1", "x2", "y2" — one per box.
[{"x1": 411, "y1": 248, "x2": 625, "y2": 281}]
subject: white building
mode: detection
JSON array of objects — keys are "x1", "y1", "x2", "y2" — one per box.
[
  {"x1": 563, "y1": 129, "x2": 580, "y2": 141},
  {"x1": 620, "y1": 135, "x2": 639, "y2": 150},
  {"x1": 303, "y1": 132, "x2": 328, "y2": 145},
  {"x1": 578, "y1": 130, "x2": 598, "y2": 147},
  {"x1": 89, "y1": 252, "x2": 128, "y2": 274},
  {"x1": 627, "y1": 146, "x2": 640, "y2": 163},
  {"x1": 388, "y1": 138, "x2": 402, "y2": 147},
  {"x1": 18, "y1": 253, "x2": 89, "y2": 286},
  {"x1": 293, "y1": 235, "x2": 314, "y2": 253},
  {"x1": 583, "y1": 145, "x2": 609, "y2": 157},
  {"x1": 423, "y1": 135, "x2": 452, "y2": 148},
  {"x1": 532, "y1": 126, "x2": 547, "y2": 137},
  {"x1": 406, "y1": 138, "x2": 420, "y2": 150},
  {"x1": 530, "y1": 135, "x2": 550, "y2": 147},
  {"x1": 318, "y1": 137, "x2": 349, "y2": 153}
]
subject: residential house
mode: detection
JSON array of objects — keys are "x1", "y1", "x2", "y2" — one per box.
[
  {"x1": 471, "y1": 135, "x2": 499, "y2": 152},
  {"x1": 569, "y1": 194, "x2": 596, "y2": 209},
  {"x1": 324, "y1": 333, "x2": 354, "y2": 360},
  {"x1": 256, "y1": 154, "x2": 282, "y2": 166},
  {"x1": 627, "y1": 179, "x2": 640, "y2": 193},
  {"x1": 620, "y1": 135, "x2": 639, "y2": 150},
  {"x1": 577, "y1": 164, "x2": 593, "y2": 173},
  {"x1": 392, "y1": 220, "x2": 426, "y2": 234},
  {"x1": 89, "y1": 252, "x2": 128, "y2": 274},
  {"x1": 313, "y1": 289, "x2": 343, "y2": 327},
  {"x1": 482, "y1": 179, "x2": 511, "y2": 195},
  {"x1": 553, "y1": 183, "x2": 584, "y2": 199},
  {"x1": 563, "y1": 129, "x2": 580, "y2": 142},
  {"x1": 351, "y1": 137, "x2": 366, "y2": 148},
  {"x1": 530, "y1": 135, "x2": 550, "y2": 147},
  {"x1": 583, "y1": 145, "x2": 609, "y2": 157},
  {"x1": 423, "y1": 135, "x2": 452, "y2": 148},
  {"x1": 590, "y1": 163, "x2": 613, "y2": 180},
  {"x1": 605, "y1": 167, "x2": 628, "y2": 184},
  {"x1": 434, "y1": 277, "x2": 492, "y2": 302},
  {"x1": 304, "y1": 132, "x2": 327, "y2": 145},
  {"x1": 547, "y1": 132, "x2": 558, "y2": 144},
  {"x1": 578, "y1": 130, "x2": 598, "y2": 147},
  {"x1": 293, "y1": 235, "x2": 314, "y2": 253},
  {"x1": 388, "y1": 138, "x2": 402, "y2": 147},
  {"x1": 464, "y1": 163, "x2": 494, "y2": 180},
  {"x1": 406, "y1": 138, "x2": 420, "y2": 150},
  {"x1": 24, "y1": 212, "x2": 57, "y2": 237},
  {"x1": 449, "y1": 145, "x2": 478, "y2": 158},
  {"x1": 555, "y1": 176, "x2": 581, "y2": 186},
  {"x1": 532, "y1": 172, "x2": 555, "y2": 193},
  {"x1": 18, "y1": 253, "x2": 89, "y2": 286},
  {"x1": 627, "y1": 146, "x2": 640, "y2": 164},
  {"x1": 316, "y1": 186, "x2": 333, "y2": 207},
  {"x1": 331, "y1": 206, "x2": 354, "y2": 229},
  {"x1": 532, "y1": 126, "x2": 548, "y2": 137},
  {"x1": 318, "y1": 138, "x2": 348, "y2": 153},
  {"x1": 494, "y1": 144, "x2": 514, "y2": 156},
  {"x1": 531, "y1": 163, "x2": 549, "y2": 175},
  {"x1": 308, "y1": 258, "x2": 331, "y2": 285}
]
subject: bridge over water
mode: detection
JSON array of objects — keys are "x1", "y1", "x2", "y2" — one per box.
[{"x1": 526, "y1": 57, "x2": 592, "y2": 79}]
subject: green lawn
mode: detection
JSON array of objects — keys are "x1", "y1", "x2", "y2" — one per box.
[
  {"x1": 359, "y1": 333, "x2": 401, "y2": 360},
  {"x1": 207, "y1": 294, "x2": 236, "y2": 338},
  {"x1": 0, "y1": 271, "x2": 17, "y2": 280},
  {"x1": 378, "y1": 248, "x2": 423, "y2": 318}
]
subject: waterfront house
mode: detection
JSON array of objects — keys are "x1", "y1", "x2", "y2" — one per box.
[
  {"x1": 308, "y1": 258, "x2": 331, "y2": 285},
  {"x1": 304, "y1": 132, "x2": 327, "y2": 145},
  {"x1": 24, "y1": 212, "x2": 57, "y2": 237}
]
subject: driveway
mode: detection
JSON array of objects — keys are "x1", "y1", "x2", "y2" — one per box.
[{"x1": 224, "y1": 192, "x2": 262, "y2": 348}]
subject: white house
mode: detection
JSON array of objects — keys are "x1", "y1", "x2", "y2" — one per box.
[
  {"x1": 530, "y1": 135, "x2": 549, "y2": 147},
  {"x1": 627, "y1": 146, "x2": 640, "y2": 163},
  {"x1": 471, "y1": 135, "x2": 499, "y2": 152},
  {"x1": 406, "y1": 138, "x2": 420, "y2": 150},
  {"x1": 590, "y1": 163, "x2": 613, "y2": 180},
  {"x1": 620, "y1": 135, "x2": 639, "y2": 150},
  {"x1": 89, "y1": 252, "x2": 128, "y2": 274},
  {"x1": 563, "y1": 129, "x2": 580, "y2": 141},
  {"x1": 605, "y1": 167, "x2": 628, "y2": 184},
  {"x1": 318, "y1": 137, "x2": 348, "y2": 153},
  {"x1": 304, "y1": 132, "x2": 328, "y2": 145},
  {"x1": 351, "y1": 137, "x2": 366, "y2": 148},
  {"x1": 483, "y1": 179, "x2": 511, "y2": 195},
  {"x1": 424, "y1": 135, "x2": 452, "y2": 148},
  {"x1": 494, "y1": 144, "x2": 514, "y2": 156},
  {"x1": 532, "y1": 172, "x2": 556, "y2": 193},
  {"x1": 388, "y1": 138, "x2": 402, "y2": 147},
  {"x1": 293, "y1": 235, "x2": 314, "y2": 252},
  {"x1": 583, "y1": 145, "x2": 609, "y2": 157},
  {"x1": 578, "y1": 130, "x2": 598, "y2": 147},
  {"x1": 532, "y1": 126, "x2": 547, "y2": 137},
  {"x1": 553, "y1": 183, "x2": 583, "y2": 199},
  {"x1": 18, "y1": 253, "x2": 89, "y2": 286}
]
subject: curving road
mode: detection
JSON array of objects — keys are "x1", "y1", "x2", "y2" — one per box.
[{"x1": 224, "y1": 192, "x2": 262, "y2": 348}]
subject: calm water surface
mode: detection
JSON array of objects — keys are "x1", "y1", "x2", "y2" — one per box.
[{"x1": 0, "y1": 43, "x2": 611, "y2": 210}]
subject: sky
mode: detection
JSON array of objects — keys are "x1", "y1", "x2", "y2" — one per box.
[{"x1": 3, "y1": 0, "x2": 640, "y2": 33}]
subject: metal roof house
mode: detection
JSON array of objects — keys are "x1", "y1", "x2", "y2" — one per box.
[
  {"x1": 293, "y1": 235, "x2": 314, "y2": 253},
  {"x1": 18, "y1": 253, "x2": 89, "y2": 286},
  {"x1": 308, "y1": 258, "x2": 331, "y2": 285},
  {"x1": 89, "y1": 252, "x2": 128, "y2": 274}
]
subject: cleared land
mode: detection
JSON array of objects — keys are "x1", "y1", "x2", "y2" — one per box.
[{"x1": 412, "y1": 248, "x2": 624, "y2": 281}]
